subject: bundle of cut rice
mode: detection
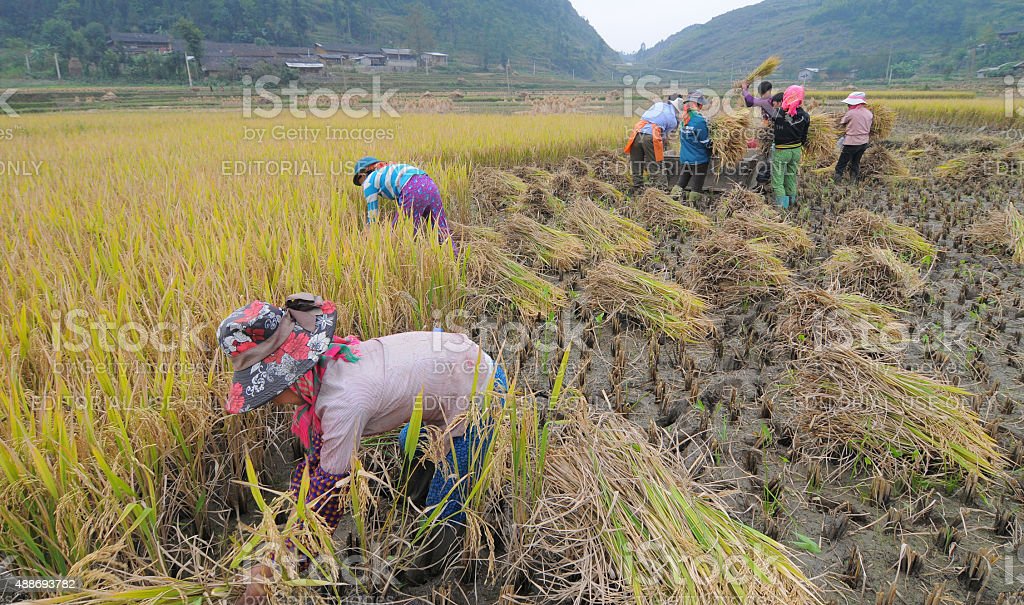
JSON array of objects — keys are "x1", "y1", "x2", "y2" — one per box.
[
  {"x1": 504, "y1": 213, "x2": 588, "y2": 271},
  {"x1": 723, "y1": 210, "x2": 813, "y2": 257},
  {"x1": 869, "y1": 103, "x2": 897, "y2": 140},
  {"x1": 561, "y1": 197, "x2": 654, "y2": 262},
  {"x1": 684, "y1": 231, "x2": 792, "y2": 305},
  {"x1": 801, "y1": 112, "x2": 841, "y2": 168},
  {"x1": 774, "y1": 287, "x2": 907, "y2": 356},
  {"x1": 833, "y1": 208, "x2": 936, "y2": 264},
  {"x1": 970, "y1": 203, "x2": 1024, "y2": 264},
  {"x1": 710, "y1": 112, "x2": 752, "y2": 170},
  {"x1": 713, "y1": 186, "x2": 779, "y2": 221},
  {"x1": 625, "y1": 188, "x2": 712, "y2": 234},
  {"x1": 859, "y1": 146, "x2": 909, "y2": 178},
  {"x1": 822, "y1": 246, "x2": 925, "y2": 303}
]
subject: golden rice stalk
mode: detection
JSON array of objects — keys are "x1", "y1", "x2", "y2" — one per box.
[
  {"x1": 582, "y1": 261, "x2": 713, "y2": 342},
  {"x1": 710, "y1": 113, "x2": 751, "y2": 170},
  {"x1": 684, "y1": 231, "x2": 792, "y2": 305},
  {"x1": 511, "y1": 183, "x2": 565, "y2": 219},
  {"x1": 859, "y1": 146, "x2": 909, "y2": 178},
  {"x1": 723, "y1": 210, "x2": 813, "y2": 257},
  {"x1": 503, "y1": 213, "x2": 588, "y2": 271},
  {"x1": 774, "y1": 287, "x2": 907, "y2": 356},
  {"x1": 626, "y1": 188, "x2": 713, "y2": 234},
  {"x1": 713, "y1": 186, "x2": 780, "y2": 221},
  {"x1": 561, "y1": 196, "x2": 654, "y2": 262},
  {"x1": 773, "y1": 347, "x2": 1007, "y2": 482},
  {"x1": 971, "y1": 204, "x2": 1024, "y2": 264},
  {"x1": 823, "y1": 246, "x2": 925, "y2": 303},
  {"x1": 509, "y1": 399, "x2": 821, "y2": 605},
  {"x1": 933, "y1": 152, "x2": 988, "y2": 180},
  {"x1": 801, "y1": 112, "x2": 841, "y2": 168},
  {"x1": 452, "y1": 222, "x2": 569, "y2": 317},
  {"x1": 741, "y1": 55, "x2": 782, "y2": 87},
  {"x1": 834, "y1": 208, "x2": 936, "y2": 264},
  {"x1": 548, "y1": 170, "x2": 577, "y2": 201},
  {"x1": 869, "y1": 103, "x2": 897, "y2": 140}
]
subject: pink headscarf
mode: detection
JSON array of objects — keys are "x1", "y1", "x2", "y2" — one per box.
[{"x1": 782, "y1": 85, "x2": 805, "y2": 117}]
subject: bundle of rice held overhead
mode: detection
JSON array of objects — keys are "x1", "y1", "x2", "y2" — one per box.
[
  {"x1": 741, "y1": 55, "x2": 782, "y2": 86},
  {"x1": 773, "y1": 347, "x2": 1006, "y2": 481},
  {"x1": 724, "y1": 210, "x2": 813, "y2": 257},
  {"x1": 801, "y1": 112, "x2": 841, "y2": 168},
  {"x1": 710, "y1": 112, "x2": 751, "y2": 169},
  {"x1": 626, "y1": 188, "x2": 712, "y2": 234},
  {"x1": 970, "y1": 203, "x2": 1024, "y2": 264},
  {"x1": 834, "y1": 208, "x2": 936, "y2": 263},
  {"x1": 452, "y1": 222, "x2": 568, "y2": 317},
  {"x1": 582, "y1": 261, "x2": 713, "y2": 342},
  {"x1": 823, "y1": 246, "x2": 925, "y2": 304},
  {"x1": 503, "y1": 213, "x2": 588, "y2": 271},
  {"x1": 685, "y1": 232, "x2": 792, "y2": 305},
  {"x1": 869, "y1": 103, "x2": 897, "y2": 140},
  {"x1": 510, "y1": 401, "x2": 820, "y2": 605},
  {"x1": 561, "y1": 196, "x2": 654, "y2": 262},
  {"x1": 774, "y1": 287, "x2": 906, "y2": 355}
]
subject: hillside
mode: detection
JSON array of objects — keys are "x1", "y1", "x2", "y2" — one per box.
[
  {"x1": 640, "y1": 0, "x2": 1024, "y2": 79},
  {"x1": 2, "y1": 0, "x2": 618, "y2": 78}
]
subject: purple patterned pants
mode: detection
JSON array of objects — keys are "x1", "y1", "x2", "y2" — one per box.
[{"x1": 397, "y1": 174, "x2": 451, "y2": 239}]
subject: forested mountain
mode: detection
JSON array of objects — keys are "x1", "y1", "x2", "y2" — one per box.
[
  {"x1": 0, "y1": 0, "x2": 618, "y2": 77},
  {"x1": 639, "y1": 0, "x2": 1024, "y2": 79}
]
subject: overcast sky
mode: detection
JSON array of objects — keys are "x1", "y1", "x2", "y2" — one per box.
[{"x1": 569, "y1": 0, "x2": 763, "y2": 53}]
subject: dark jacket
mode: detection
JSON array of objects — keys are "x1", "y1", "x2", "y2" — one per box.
[{"x1": 772, "y1": 107, "x2": 810, "y2": 149}]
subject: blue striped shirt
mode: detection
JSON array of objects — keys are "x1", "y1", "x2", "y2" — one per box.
[{"x1": 362, "y1": 163, "x2": 426, "y2": 223}]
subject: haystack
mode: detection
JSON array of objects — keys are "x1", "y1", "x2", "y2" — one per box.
[
  {"x1": 504, "y1": 213, "x2": 588, "y2": 271},
  {"x1": 801, "y1": 112, "x2": 840, "y2": 168},
  {"x1": 561, "y1": 197, "x2": 654, "y2": 262},
  {"x1": 625, "y1": 188, "x2": 713, "y2": 234},
  {"x1": 774, "y1": 287, "x2": 907, "y2": 355},
  {"x1": 859, "y1": 145, "x2": 909, "y2": 178},
  {"x1": 710, "y1": 113, "x2": 752, "y2": 170},
  {"x1": 869, "y1": 103, "x2": 897, "y2": 140},
  {"x1": 684, "y1": 231, "x2": 792, "y2": 305},
  {"x1": 583, "y1": 261, "x2": 713, "y2": 341},
  {"x1": 713, "y1": 186, "x2": 779, "y2": 221},
  {"x1": 970, "y1": 203, "x2": 1024, "y2": 264},
  {"x1": 451, "y1": 222, "x2": 568, "y2": 317},
  {"x1": 503, "y1": 400, "x2": 821, "y2": 605},
  {"x1": 822, "y1": 246, "x2": 925, "y2": 303},
  {"x1": 773, "y1": 347, "x2": 1006, "y2": 482},
  {"x1": 723, "y1": 210, "x2": 813, "y2": 257},
  {"x1": 834, "y1": 208, "x2": 935, "y2": 263}
]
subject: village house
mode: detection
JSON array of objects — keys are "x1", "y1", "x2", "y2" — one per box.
[{"x1": 108, "y1": 32, "x2": 174, "y2": 55}]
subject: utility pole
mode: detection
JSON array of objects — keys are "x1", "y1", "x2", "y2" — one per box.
[
  {"x1": 54, "y1": 53, "x2": 61, "y2": 80},
  {"x1": 505, "y1": 59, "x2": 512, "y2": 99},
  {"x1": 885, "y1": 46, "x2": 893, "y2": 87},
  {"x1": 185, "y1": 55, "x2": 195, "y2": 88},
  {"x1": 25, "y1": 53, "x2": 31, "y2": 74}
]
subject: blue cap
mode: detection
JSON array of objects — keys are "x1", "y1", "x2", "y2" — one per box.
[{"x1": 353, "y1": 156, "x2": 381, "y2": 185}]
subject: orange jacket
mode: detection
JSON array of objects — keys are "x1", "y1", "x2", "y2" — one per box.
[{"x1": 624, "y1": 121, "x2": 665, "y2": 162}]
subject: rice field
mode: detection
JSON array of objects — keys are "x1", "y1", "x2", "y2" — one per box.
[{"x1": 2, "y1": 94, "x2": 1024, "y2": 605}]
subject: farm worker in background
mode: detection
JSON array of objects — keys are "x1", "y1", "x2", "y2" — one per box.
[
  {"x1": 770, "y1": 86, "x2": 810, "y2": 209},
  {"x1": 834, "y1": 92, "x2": 874, "y2": 183},
  {"x1": 670, "y1": 91, "x2": 712, "y2": 204},
  {"x1": 624, "y1": 97, "x2": 685, "y2": 192},
  {"x1": 741, "y1": 80, "x2": 775, "y2": 121},
  {"x1": 353, "y1": 156, "x2": 451, "y2": 240},
  {"x1": 219, "y1": 294, "x2": 507, "y2": 604},
  {"x1": 742, "y1": 80, "x2": 777, "y2": 188}
]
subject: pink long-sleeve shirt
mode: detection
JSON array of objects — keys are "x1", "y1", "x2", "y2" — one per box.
[
  {"x1": 313, "y1": 331, "x2": 495, "y2": 475},
  {"x1": 840, "y1": 107, "x2": 874, "y2": 146}
]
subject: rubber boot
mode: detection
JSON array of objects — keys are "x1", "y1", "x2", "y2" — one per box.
[
  {"x1": 669, "y1": 185, "x2": 683, "y2": 200},
  {"x1": 403, "y1": 523, "x2": 463, "y2": 586},
  {"x1": 775, "y1": 196, "x2": 790, "y2": 209},
  {"x1": 686, "y1": 191, "x2": 701, "y2": 204}
]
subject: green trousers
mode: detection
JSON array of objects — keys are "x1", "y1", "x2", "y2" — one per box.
[{"x1": 771, "y1": 146, "x2": 802, "y2": 198}]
